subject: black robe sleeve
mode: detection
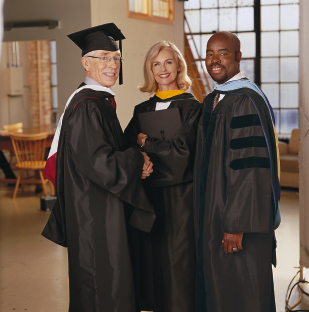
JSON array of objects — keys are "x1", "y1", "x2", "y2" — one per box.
[
  {"x1": 222, "y1": 95, "x2": 272, "y2": 234},
  {"x1": 124, "y1": 100, "x2": 201, "y2": 187},
  {"x1": 67, "y1": 99, "x2": 155, "y2": 231}
]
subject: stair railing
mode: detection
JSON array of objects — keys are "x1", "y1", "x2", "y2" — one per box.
[{"x1": 184, "y1": 14, "x2": 212, "y2": 93}]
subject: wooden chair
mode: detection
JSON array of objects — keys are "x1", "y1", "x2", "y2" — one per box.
[
  {"x1": 2, "y1": 122, "x2": 23, "y2": 165},
  {"x1": 10, "y1": 132, "x2": 53, "y2": 199}
]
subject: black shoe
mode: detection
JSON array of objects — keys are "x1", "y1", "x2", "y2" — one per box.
[
  {"x1": 35, "y1": 186, "x2": 43, "y2": 194},
  {"x1": 6, "y1": 177, "x2": 17, "y2": 187},
  {"x1": 5, "y1": 174, "x2": 17, "y2": 180}
]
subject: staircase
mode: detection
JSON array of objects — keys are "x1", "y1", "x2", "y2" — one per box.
[{"x1": 184, "y1": 14, "x2": 212, "y2": 103}]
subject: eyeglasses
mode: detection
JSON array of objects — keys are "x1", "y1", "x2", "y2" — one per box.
[{"x1": 87, "y1": 55, "x2": 123, "y2": 64}]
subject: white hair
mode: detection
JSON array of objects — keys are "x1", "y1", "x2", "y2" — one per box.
[{"x1": 82, "y1": 51, "x2": 96, "y2": 62}]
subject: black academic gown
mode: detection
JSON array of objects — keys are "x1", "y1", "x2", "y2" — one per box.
[
  {"x1": 42, "y1": 85, "x2": 155, "y2": 312},
  {"x1": 194, "y1": 89, "x2": 278, "y2": 312},
  {"x1": 124, "y1": 92, "x2": 201, "y2": 312}
]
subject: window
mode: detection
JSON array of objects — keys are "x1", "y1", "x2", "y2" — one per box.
[
  {"x1": 184, "y1": 0, "x2": 299, "y2": 135},
  {"x1": 185, "y1": 0, "x2": 255, "y2": 92},
  {"x1": 50, "y1": 40, "x2": 58, "y2": 124},
  {"x1": 128, "y1": 0, "x2": 174, "y2": 23},
  {"x1": 260, "y1": 0, "x2": 299, "y2": 135}
]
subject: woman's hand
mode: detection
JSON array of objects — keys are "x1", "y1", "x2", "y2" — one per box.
[
  {"x1": 137, "y1": 133, "x2": 147, "y2": 147},
  {"x1": 140, "y1": 152, "x2": 153, "y2": 179}
]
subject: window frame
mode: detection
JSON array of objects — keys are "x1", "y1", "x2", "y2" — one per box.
[
  {"x1": 49, "y1": 40, "x2": 58, "y2": 124},
  {"x1": 184, "y1": 0, "x2": 300, "y2": 135},
  {"x1": 127, "y1": 0, "x2": 174, "y2": 24},
  {"x1": 260, "y1": 1, "x2": 299, "y2": 135}
]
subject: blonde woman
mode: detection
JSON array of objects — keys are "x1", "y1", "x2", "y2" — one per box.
[{"x1": 124, "y1": 41, "x2": 201, "y2": 312}]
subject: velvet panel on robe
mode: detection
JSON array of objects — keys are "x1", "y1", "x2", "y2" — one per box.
[
  {"x1": 124, "y1": 92, "x2": 201, "y2": 312},
  {"x1": 42, "y1": 88, "x2": 155, "y2": 312},
  {"x1": 194, "y1": 91, "x2": 277, "y2": 312}
]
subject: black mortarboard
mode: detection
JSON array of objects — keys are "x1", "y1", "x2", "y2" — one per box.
[{"x1": 68, "y1": 23, "x2": 125, "y2": 84}]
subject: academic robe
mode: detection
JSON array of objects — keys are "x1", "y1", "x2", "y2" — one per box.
[
  {"x1": 42, "y1": 85, "x2": 155, "y2": 312},
  {"x1": 194, "y1": 88, "x2": 279, "y2": 312},
  {"x1": 124, "y1": 92, "x2": 201, "y2": 312}
]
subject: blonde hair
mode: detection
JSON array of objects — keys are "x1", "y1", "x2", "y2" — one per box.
[{"x1": 139, "y1": 41, "x2": 192, "y2": 93}]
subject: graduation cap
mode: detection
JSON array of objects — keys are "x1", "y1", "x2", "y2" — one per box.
[{"x1": 68, "y1": 23, "x2": 125, "y2": 84}]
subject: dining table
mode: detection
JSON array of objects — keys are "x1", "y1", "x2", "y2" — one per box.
[{"x1": 0, "y1": 123, "x2": 57, "y2": 184}]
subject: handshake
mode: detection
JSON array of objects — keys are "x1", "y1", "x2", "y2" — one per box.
[
  {"x1": 141, "y1": 152, "x2": 153, "y2": 179},
  {"x1": 137, "y1": 132, "x2": 153, "y2": 179}
]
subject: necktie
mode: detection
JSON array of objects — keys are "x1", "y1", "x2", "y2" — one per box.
[
  {"x1": 109, "y1": 97, "x2": 117, "y2": 110},
  {"x1": 213, "y1": 93, "x2": 220, "y2": 110}
]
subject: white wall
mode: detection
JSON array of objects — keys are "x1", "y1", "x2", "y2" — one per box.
[
  {"x1": 90, "y1": 0, "x2": 185, "y2": 127},
  {"x1": 1, "y1": 0, "x2": 91, "y2": 127},
  {"x1": 1, "y1": 0, "x2": 184, "y2": 129},
  {"x1": 0, "y1": 42, "x2": 32, "y2": 126},
  {"x1": 299, "y1": 0, "x2": 309, "y2": 273}
]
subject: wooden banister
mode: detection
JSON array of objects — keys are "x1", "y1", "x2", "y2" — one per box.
[{"x1": 184, "y1": 14, "x2": 212, "y2": 95}]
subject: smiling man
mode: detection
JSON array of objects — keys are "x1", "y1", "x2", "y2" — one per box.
[
  {"x1": 42, "y1": 23, "x2": 155, "y2": 312},
  {"x1": 194, "y1": 31, "x2": 280, "y2": 312}
]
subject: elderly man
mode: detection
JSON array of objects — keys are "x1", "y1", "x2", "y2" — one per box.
[
  {"x1": 194, "y1": 31, "x2": 280, "y2": 312},
  {"x1": 42, "y1": 23, "x2": 155, "y2": 312}
]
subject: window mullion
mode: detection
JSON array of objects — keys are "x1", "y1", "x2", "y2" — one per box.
[{"x1": 148, "y1": 0, "x2": 152, "y2": 16}]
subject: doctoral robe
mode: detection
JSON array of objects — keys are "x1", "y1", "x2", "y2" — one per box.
[
  {"x1": 194, "y1": 88, "x2": 279, "y2": 312},
  {"x1": 124, "y1": 92, "x2": 201, "y2": 312},
  {"x1": 42, "y1": 86, "x2": 155, "y2": 312}
]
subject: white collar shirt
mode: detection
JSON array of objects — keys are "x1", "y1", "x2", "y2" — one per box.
[
  {"x1": 84, "y1": 76, "x2": 115, "y2": 96},
  {"x1": 217, "y1": 71, "x2": 244, "y2": 102}
]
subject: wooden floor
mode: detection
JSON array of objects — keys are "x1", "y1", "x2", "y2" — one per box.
[{"x1": 0, "y1": 183, "x2": 308, "y2": 312}]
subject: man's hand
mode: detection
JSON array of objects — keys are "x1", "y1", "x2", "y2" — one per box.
[
  {"x1": 141, "y1": 152, "x2": 153, "y2": 179},
  {"x1": 137, "y1": 133, "x2": 147, "y2": 147},
  {"x1": 222, "y1": 233, "x2": 243, "y2": 253}
]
